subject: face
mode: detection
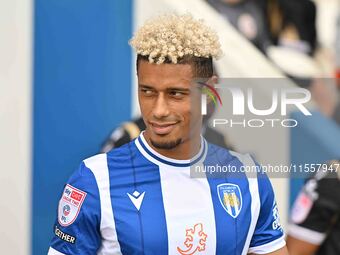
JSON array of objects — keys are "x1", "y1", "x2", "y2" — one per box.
[{"x1": 138, "y1": 60, "x2": 202, "y2": 150}]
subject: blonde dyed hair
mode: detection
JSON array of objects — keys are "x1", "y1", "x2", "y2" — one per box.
[{"x1": 129, "y1": 14, "x2": 222, "y2": 64}]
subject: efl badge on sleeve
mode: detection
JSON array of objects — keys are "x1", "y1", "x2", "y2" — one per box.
[
  {"x1": 58, "y1": 184, "x2": 87, "y2": 227},
  {"x1": 291, "y1": 191, "x2": 313, "y2": 224},
  {"x1": 217, "y1": 183, "x2": 242, "y2": 218}
]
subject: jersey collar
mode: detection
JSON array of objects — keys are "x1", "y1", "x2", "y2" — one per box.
[{"x1": 135, "y1": 131, "x2": 207, "y2": 167}]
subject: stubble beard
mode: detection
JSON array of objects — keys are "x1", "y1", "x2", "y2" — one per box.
[{"x1": 150, "y1": 138, "x2": 182, "y2": 150}]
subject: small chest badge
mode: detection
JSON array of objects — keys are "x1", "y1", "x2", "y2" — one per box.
[
  {"x1": 58, "y1": 184, "x2": 87, "y2": 226},
  {"x1": 217, "y1": 183, "x2": 242, "y2": 218}
]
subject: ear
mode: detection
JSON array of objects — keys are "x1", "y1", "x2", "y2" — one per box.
[
  {"x1": 204, "y1": 75, "x2": 219, "y2": 104},
  {"x1": 207, "y1": 75, "x2": 218, "y2": 86},
  {"x1": 211, "y1": 75, "x2": 219, "y2": 85}
]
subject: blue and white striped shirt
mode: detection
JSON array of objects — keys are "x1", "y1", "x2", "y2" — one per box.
[{"x1": 49, "y1": 132, "x2": 285, "y2": 255}]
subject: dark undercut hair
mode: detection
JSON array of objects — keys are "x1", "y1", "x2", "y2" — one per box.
[{"x1": 136, "y1": 54, "x2": 214, "y2": 78}]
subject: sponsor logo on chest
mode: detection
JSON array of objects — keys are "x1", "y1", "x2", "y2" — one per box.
[{"x1": 177, "y1": 223, "x2": 207, "y2": 255}]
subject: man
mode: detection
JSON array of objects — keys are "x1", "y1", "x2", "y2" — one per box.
[
  {"x1": 48, "y1": 14, "x2": 288, "y2": 254},
  {"x1": 287, "y1": 160, "x2": 340, "y2": 255}
]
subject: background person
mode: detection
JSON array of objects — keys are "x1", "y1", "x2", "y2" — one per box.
[{"x1": 287, "y1": 160, "x2": 340, "y2": 255}]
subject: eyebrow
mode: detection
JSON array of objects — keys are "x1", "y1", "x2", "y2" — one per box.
[
  {"x1": 139, "y1": 84, "x2": 154, "y2": 89},
  {"x1": 139, "y1": 84, "x2": 190, "y2": 92}
]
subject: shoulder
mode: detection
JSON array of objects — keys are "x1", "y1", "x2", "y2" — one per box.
[
  {"x1": 82, "y1": 153, "x2": 108, "y2": 179},
  {"x1": 105, "y1": 139, "x2": 140, "y2": 164},
  {"x1": 206, "y1": 142, "x2": 258, "y2": 170},
  {"x1": 297, "y1": 160, "x2": 340, "y2": 202},
  {"x1": 303, "y1": 160, "x2": 340, "y2": 205},
  {"x1": 313, "y1": 160, "x2": 340, "y2": 181},
  {"x1": 98, "y1": 140, "x2": 147, "y2": 175},
  {"x1": 207, "y1": 144, "x2": 274, "y2": 191},
  {"x1": 83, "y1": 144, "x2": 137, "y2": 181},
  {"x1": 205, "y1": 143, "x2": 264, "y2": 182}
]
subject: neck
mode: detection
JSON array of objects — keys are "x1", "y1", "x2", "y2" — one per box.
[{"x1": 143, "y1": 131, "x2": 202, "y2": 160}]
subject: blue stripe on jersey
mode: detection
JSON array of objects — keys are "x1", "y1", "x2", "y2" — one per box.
[
  {"x1": 137, "y1": 136, "x2": 205, "y2": 167},
  {"x1": 250, "y1": 167, "x2": 284, "y2": 247},
  {"x1": 107, "y1": 141, "x2": 168, "y2": 254},
  {"x1": 205, "y1": 144, "x2": 252, "y2": 255}
]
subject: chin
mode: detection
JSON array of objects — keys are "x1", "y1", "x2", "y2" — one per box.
[{"x1": 150, "y1": 137, "x2": 182, "y2": 150}]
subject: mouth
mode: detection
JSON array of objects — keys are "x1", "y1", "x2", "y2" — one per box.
[{"x1": 149, "y1": 121, "x2": 178, "y2": 135}]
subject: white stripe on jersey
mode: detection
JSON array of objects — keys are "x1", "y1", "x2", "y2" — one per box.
[
  {"x1": 136, "y1": 137, "x2": 217, "y2": 254},
  {"x1": 248, "y1": 235, "x2": 286, "y2": 254},
  {"x1": 48, "y1": 247, "x2": 66, "y2": 255},
  {"x1": 84, "y1": 154, "x2": 122, "y2": 255},
  {"x1": 159, "y1": 165, "x2": 216, "y2": 253},
  {"x1": 229, "y1": 152, "x2": 261, "y2": 255}
]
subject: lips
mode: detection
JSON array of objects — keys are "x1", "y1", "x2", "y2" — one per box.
[{"x1": 149, "y1": 121, "x2": 178, "y2": 135}]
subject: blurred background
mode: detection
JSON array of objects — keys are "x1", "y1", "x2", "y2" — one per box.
[{"x1": 1, "y1": 0, "x2": 340, "y2": 254}]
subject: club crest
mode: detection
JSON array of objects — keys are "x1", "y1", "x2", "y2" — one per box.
[{"x1": 217, "y1": 183, "x2": 242, "y2": 218}]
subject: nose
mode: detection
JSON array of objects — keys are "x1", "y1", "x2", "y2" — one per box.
[{"x1": 153, "y1": 93, "x2": 170, "y2": 119}]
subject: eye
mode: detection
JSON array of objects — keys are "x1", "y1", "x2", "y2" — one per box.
[
  {"x1": 140, "y1": 88, "x2": 155, "y2": 96},
  {"x1": 169, "y1": 90, "x2": 185, "y2": 98}
]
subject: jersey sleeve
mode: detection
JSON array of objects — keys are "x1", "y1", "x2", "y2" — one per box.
[
  {"x1": 288, "y1": 169, "x2": 340, "y2": 245},
  {"x1": 48, "y1": 162, "x2": 101, "y2": 255},
  {"x1": 248, "y1": 171, "x2": 286, "y2": 254}
]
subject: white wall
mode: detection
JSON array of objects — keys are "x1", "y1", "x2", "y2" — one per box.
[{"x1": 0, "y1": 0, "x2": 32, "y2": 253}]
